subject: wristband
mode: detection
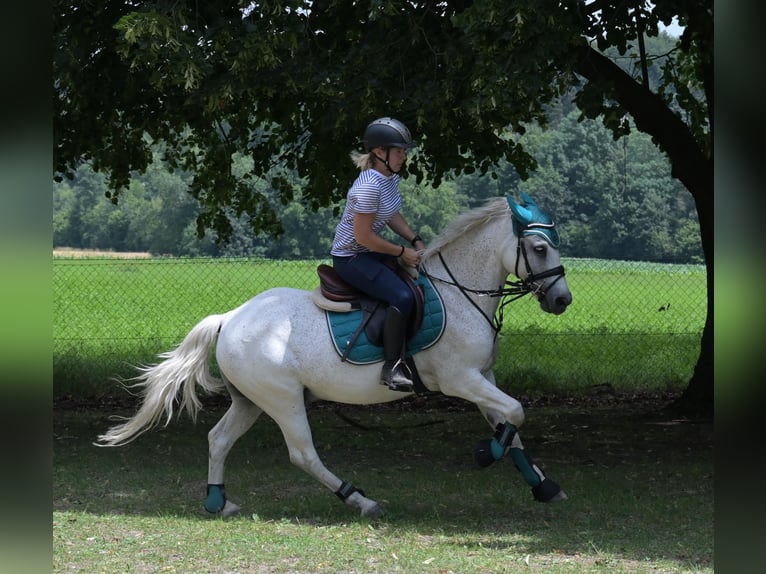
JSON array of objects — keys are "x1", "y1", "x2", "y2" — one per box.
[
  {"x1": 399, "y1": 244, "x2": 405, "y2": 256},
  {"x1": 410, "y1": 234, "x2": 423, "y2": 246}
]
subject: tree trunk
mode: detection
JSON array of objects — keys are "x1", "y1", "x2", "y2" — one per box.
[
  {"x1": 671, "y1": 310, "x2": 713, "y2": 416},
  {"x1": 669, "y1": 173, "x2": 713, "y2": 418},
  {"x1": 572, "y1": 45, "x2": 713, "y2": 416}
]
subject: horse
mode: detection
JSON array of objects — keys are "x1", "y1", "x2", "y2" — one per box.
[{"x1": 96, "y1": 193, "x2": 573, "y2": 518}]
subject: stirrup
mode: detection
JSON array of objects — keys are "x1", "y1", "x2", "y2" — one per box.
[
  {"x1": 385, "y1": 378, "x2": 414, "y2": 392},
  {"x1": 380, "y1": 359, "x2": 414, "y2": 392}
]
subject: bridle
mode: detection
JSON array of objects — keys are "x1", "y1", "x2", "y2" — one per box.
[{"x1": 421, "y1": 231, "x2": 566, "y2": 340}]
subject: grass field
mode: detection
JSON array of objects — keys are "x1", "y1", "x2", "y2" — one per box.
[
  {"x1": 53, "y1": 396, "x2": 713, "y2": 573},
  {"x1": 53, "y1": 256, "x2": 706, "y2": 398},
  {"x1": 52, "y1": 255, "x2": 712, "y2": 573}
]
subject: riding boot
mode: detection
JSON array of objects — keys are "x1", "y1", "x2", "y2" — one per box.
[{"x1": 380, "y1": 306, "x2": 414, "y2": 392}]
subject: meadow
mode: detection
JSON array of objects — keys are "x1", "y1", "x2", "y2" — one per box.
[
  {"x1": 53, "y1": 256, "x2": 706, "y2": 398},
  {"x1": 53, "y1": 396, "x2": 713, "y2": 573},
  {"x1": 53, "y1": 256, "x2": 712, "y2": 573}
]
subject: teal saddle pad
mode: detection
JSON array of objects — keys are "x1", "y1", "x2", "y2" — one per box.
[{"x1": 325, "y1": 273, "x2": 446, "y2": 365}]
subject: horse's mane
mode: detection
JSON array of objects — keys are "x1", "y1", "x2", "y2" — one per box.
[{"x1": 422, "y1": 197, "x2": 509, "y2": 262}]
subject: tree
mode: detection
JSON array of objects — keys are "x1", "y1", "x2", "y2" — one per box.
[
  {"x1": 568, "y1": 1, "x2": 712, "y2": 414},
  {"x1": 54, "y1": 0, "x2": 712, "y2": 414}
]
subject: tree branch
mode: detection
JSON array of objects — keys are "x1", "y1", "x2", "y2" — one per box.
[{"x1": 571, "y1": 44, "x2": 710, "y2": 196}]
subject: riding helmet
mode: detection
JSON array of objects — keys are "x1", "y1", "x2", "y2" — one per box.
[{"x1": 363, "y1": 117, "x2": 415, "y2": 151}]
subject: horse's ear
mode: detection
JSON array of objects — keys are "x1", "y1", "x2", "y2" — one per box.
[
  {"x1": 520, "y1": 192, "x2": 538, "y2": 207},
  {"x1": 507, "y1": 194, "x2": 532, "y2": 225}
]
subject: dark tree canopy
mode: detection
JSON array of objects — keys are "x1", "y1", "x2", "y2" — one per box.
[
  {"x1": 53, "y1": 0, "x2": 713, "y2": 414},
  {"x1": 55, "y1": 1, "x2": 711, "y2": 237}
]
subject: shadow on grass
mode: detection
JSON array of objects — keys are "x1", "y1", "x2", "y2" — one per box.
[{"x1": 54, "y1": 394, "x2": 713, "y2": 569}]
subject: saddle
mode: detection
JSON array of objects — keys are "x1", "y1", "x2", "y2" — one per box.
[{"x1": 312, "y1": 263, "x2": 426, "y2": 344}]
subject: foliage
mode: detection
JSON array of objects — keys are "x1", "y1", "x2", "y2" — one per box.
[
  {"x1": 53, "y1": 109, "x2": 702, "y2": 262},
  {"x1": 53, "y1": 1, "x2": 711, "y2": 243},
  {"x1": 53, "y1": 0, "x2": 713, "y2": 411}
]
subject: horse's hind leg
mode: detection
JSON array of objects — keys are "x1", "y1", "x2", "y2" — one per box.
[{"x1": 206, "y1": 380, "x2": 263, "y2": 518}]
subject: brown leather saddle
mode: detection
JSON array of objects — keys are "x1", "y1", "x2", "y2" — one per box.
[{"x1": 316, "y1": 263, "x2": 426, "y2": 344}]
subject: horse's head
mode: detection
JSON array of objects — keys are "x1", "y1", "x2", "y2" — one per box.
[{"x1": 505, "y1": 193, "x2": 572, "y2": 315}]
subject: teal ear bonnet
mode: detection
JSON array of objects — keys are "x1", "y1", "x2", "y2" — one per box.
[{"x1": 506, "y1": 192, "x2": 561, "y2": 248}]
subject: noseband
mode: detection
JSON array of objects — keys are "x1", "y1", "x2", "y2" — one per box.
[
  {"x1": 422, "y1": 237, "x2": 566, "y2": 340},
  {"x1": 512, "y1": 238, "x2": 566, "y2": 301}
]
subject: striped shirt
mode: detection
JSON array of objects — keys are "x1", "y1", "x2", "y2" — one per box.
[{"x1": 331, "y1": 169, "x2": 402, "y2": 257}]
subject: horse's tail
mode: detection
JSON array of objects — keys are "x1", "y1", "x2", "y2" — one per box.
[{"x1": 95, "y1": 312, "x2": 230, "y2": 447}]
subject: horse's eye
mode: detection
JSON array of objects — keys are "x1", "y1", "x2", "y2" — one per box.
[{"x1": 534, "y1": 245, "x2": 547, "y2": 255}]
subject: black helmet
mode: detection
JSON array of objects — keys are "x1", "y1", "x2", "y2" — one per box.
[{"x1": 363, "y1": 117, "x2": 415, "y2": 151}]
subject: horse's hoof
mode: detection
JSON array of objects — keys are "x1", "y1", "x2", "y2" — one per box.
[
  {"x1": 361, "y1": 503, "x2": 385, "y2": 519},
  {"x1": 532, "y1": 478, "x2": 567, "y2": 502},
  {"x1": 473, "y1": 438, "x2": 496, "y2": 468},
  {"x1": 222, "y1": 500, "x2": 242, "y2": 518},
  {"x1": 549, "y1": 490, "x2": 568, "y2": 502}
]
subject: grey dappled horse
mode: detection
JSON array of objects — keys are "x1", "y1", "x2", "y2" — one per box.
[{"x1": 97, "y1": 194, "x2": 572, "y2": 518}]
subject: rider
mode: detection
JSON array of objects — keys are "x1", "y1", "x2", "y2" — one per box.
[{"x1": 331, "y1": 117, "x2": 426, "y2": 392}]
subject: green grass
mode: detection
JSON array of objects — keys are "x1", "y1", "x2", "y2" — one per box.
[
  {"x1": 53, "y1": 257, "x2": 706, "y2": 398},
  {"x1": 53, "y1": 257, "x2": 711, "y2": 572},
  {"x1": 494, "y1": 332, "x2": 701, "y2": 395},
  {"x1": 53, "y1": 399, "x2": 713, "y2": 573}
]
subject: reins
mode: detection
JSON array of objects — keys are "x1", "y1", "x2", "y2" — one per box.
[{"x1": 421, "y1": 239, "x2": 566, "y2": 340}]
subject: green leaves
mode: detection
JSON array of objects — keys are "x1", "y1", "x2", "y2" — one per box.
[{"x1": 54, "y1": 0, "x2": 711, "y2": 244}]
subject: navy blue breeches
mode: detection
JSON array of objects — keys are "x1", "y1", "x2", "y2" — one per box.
[{"x1": 333, "y1": 253, "x2": 415, "y2": 319}]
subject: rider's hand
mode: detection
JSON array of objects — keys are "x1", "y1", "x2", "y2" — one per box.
[{"x1": 400, "y1": 246, "x2": 421, "y2": 267}]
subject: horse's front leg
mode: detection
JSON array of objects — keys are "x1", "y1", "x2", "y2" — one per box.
[
  {"x1": 279, "y1": 416, "x2": 386, "y2": 518},
  {"x1": 441, "y1": 369, "x2": 567, "y2": 503},
  {"x1": 475, "y1": 418, "x2": 568, "y2": 502},
  {"x1": 255, "y1": 385, "x2": 386, "y2": 519}
]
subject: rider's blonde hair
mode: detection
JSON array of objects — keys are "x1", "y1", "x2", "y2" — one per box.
[{"x1": 350, "y1": 150, "x2": 376, "y2": 171}]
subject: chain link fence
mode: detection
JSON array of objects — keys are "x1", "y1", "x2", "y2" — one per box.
[{"x1": 53, "y1": 256, "x2": 706, "y2": 399}]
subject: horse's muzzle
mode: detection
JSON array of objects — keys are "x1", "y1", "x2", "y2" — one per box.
[
  {"x1": 540, "y1": 292, "x2": 572, "y2": 315},
  {"x1": 533, "y1": 270, "x2": 571, "y2": 315}
]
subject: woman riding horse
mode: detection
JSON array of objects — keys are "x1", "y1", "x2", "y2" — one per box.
[
  {"x1": 96, "y1": 194, "x2": 573, "y2": 518},
  {"x1": 330, "y1": 117, "x2": 426, "y2": 392}
]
